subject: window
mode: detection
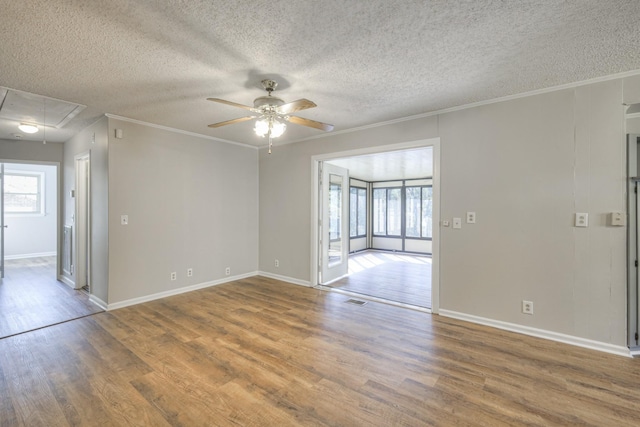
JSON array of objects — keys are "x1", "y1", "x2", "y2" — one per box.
[
  {"x1": 349, "y1": 187, "x2": 367, "y2": 237},
  {"x1": 4, "y1": 172, "x2": 44, "y2": 215},
  {"x1": 405, "y1": 186, "x2": 432, "y2": 239},
  {"x1": 373, "y1": 187, "x2": 402, "y2": 236},
  {"x1": 373, "y1": 188, "x2": 387, "y2": 235}
]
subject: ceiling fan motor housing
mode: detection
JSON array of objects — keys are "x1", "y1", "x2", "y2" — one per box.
[{"x1": 253, "y1": 95, "x2": 285, "y2": 111}]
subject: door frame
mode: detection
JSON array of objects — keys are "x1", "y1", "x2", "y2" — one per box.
[
  {"x1": 310, "y1": 137, "x2": 441, "y2": 313},
  {"x1": 627, "y1": 134, "x2": 639, "y2": 352},
  {"x1": 74, "y1": 151, "x2": 91, "y2": 291}
]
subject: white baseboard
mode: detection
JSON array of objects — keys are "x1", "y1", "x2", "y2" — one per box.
[
  {"x1": 58, "y1": 275, "x2": 75, "y2": 289},
  {"x1": 258, "y1": 271, "x2": 311, "y2": 287},
  {"x1": 89, "y1": 295, "x2": 108, "y2": 310},
  {"x1": 439, "y1": 309, "x2": 631, "y2": 358},
  {"x1": 106, "y1": 271, "x2": 259, "y2": 311},
  {"x1": 5, "y1": 251, "x2": 56, "y2": 260}
]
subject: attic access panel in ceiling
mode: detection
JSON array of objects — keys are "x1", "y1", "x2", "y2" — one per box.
[{"x1": 0, "y1": 88, "x2": 85, "y2": 129}]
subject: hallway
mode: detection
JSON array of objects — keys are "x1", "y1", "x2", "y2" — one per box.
[{"x1": 0, "y1": 256, "x2": 103, "y2": 339}]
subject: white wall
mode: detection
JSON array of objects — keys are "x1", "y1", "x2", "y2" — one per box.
[
  {"x1": 259, "y1": 75, "x2": 640, "y2": 349},
  {"x1": 107, "y1": 119, "x2": 259, "y2": 305},
  {"x1": 3, "y1": 163, "x2": 57, "y2": 258}
]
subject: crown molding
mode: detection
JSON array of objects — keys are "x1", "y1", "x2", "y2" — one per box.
[
  {"x1": 105, "y1": 114, "x2": 258, "y2": 150},
  {"x1": 270, "y1": 68, "x2": 640, "y2": 149}
]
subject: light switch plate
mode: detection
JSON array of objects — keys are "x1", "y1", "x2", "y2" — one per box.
[
  {"x1": 575, "y1": 213, "x2": 588, "y2": 227},
  {"x1": 453, "y1": 218, "x2": 462, "y2": 229}
]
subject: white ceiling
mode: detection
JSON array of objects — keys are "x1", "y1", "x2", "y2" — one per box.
[
  {"x1": 1, "y1": 1, "x2": 640, "y2": 147},
  {"x1": 327, "y1": 147, "x2": 433, "y2": 182}
]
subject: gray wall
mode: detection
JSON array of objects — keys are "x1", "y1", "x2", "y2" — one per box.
[
  {"x1": 259, "y1": 75, "x2": 640, "y2": 347},
  {"x1": 3, "y1": 163, "x2": 57, "y2": 257},
  {"x1": 107, "y1": 119, "x2": 259, "y2": 304},
  {"x1": 0, "y1": 139, "x2": 64, "y2": 164},
  {"x1": 63, "y1": 117, "x2": 109, "y2": 303}
]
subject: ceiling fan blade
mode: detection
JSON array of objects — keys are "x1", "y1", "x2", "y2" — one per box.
[
  {"x1": 277, "y1": 98, "x2": 317, "y2": 115},
  {"x1": 207, "y1": 98, "x2": 255, "y2": 112},
  {"x1": 208, "y1": 116, "x2": 255, "y2": 128},
  {"x1": 287, "y1": 115, "x2": 334, "y2": 132}
]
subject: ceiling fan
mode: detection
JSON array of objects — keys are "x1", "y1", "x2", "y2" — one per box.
[{"x1": 207, "y1": 79, "x2": 333, "y2": 153}]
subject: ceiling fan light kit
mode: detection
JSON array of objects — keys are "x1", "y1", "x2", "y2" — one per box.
[{"x1": 207, "y1": 79, "x2": 333, "y2": 154}]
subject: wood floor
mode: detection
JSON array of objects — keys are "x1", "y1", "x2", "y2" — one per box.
[
  {"x1": 0, "y1": 256, "x2": 103, "y2": 339},
  {"x1": 329, "y1": 251, "x2": 431, "y2": 308},
  {"x1": 2, "y1": 275, "x2": 640, "y2": 426}
]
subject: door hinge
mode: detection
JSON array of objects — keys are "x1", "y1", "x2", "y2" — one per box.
[
  {"x1": 635, "y1": 260, "x2": 638, "y2": 267},
  {"x1": 635, "y1": 332, "x2": 638, "y2": 341}
]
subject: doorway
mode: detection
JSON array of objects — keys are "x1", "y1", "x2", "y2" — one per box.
[
  {"x1": 311, "y1": 139, "x2": 440, "y2": 311},
  {"x1": 0, "y1": 160, "x2": 101, "y2": 339}
]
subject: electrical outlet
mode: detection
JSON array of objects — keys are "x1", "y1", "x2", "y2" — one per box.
[
  {"x1": 187, "y1": 268, "x2": 193, "y2": 277},
  {"x1": 170, "y1": 272, "x2": 177, "y2": 281},
  {"x1": 522, "y1": 300, "x2": 533, "y2": 315},
  {"x1": 121, "y1": 215, "x2": 128, "y2": 225},
  {"x1": 225, "y1": 267, "x2": 231, "y2": 276},
  {"x1": 466, "y1": 212, "x2": 476, "y2": 224},
  {"x1": 275, "y1": 259, "x2": 279, "y2": 268},
  {"x1": 575, "y1": 213, "x2": 588, "y2": 227}
]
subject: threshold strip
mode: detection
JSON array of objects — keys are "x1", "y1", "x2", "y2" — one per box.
[{"x1": 0, "y1": 311, "x2": 104, "y2": 341}]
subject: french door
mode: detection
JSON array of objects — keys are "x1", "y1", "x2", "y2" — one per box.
[{"x1": 320, "y1": 162, "x2": 349, "y2": 284}]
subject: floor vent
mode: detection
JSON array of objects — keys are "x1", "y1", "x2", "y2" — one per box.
[{"x1": 345, "y1": 299, "x2": 367, "y2": 306}]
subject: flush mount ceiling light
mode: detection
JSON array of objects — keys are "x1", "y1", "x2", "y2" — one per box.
[
  {"x1": 18, "y1": 123, "x2": 39, "y2": 134},
  {"x1": 207, "y1": 79, "x2": 333, "y2": 154}
]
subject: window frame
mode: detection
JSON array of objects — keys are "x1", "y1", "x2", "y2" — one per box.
[
  {"x1": 349, "y1": 186, "x2": 367, "y2": 238},
  {"x1": 372, "y1": 186, "x2": 403, "y2": 237},
  {"x1": 404, "y1": 184, "x2": 433, "y2": 241},
  {"x1": 4, "y1": 171, "x2": 45, "y2": 217}
]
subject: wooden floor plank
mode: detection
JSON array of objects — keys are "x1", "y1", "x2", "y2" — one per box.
[{"x1": 2, "y1": 275, "x2": 640, "y2": 426}]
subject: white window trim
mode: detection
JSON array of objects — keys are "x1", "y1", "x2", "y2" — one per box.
[{"x1": 4, "y1": 170, "x2": 46, "y2": 217}]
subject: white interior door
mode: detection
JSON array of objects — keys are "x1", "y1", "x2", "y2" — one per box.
[
  {"x1": 1, "y1": 163, "x2": 4, "y2": 279},
  {"x1": 320, "y1": 162, "x2": 349, "y2": 284}
]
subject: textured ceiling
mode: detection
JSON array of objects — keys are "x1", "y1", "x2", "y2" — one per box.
[{"x1": 1, "y1": 1, "x2": 640, "y2": 147}]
